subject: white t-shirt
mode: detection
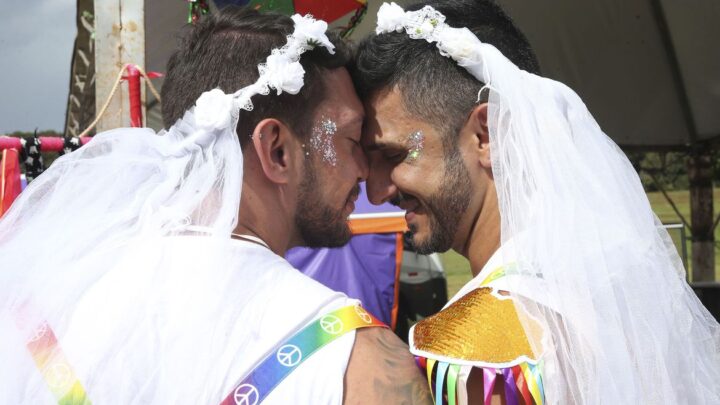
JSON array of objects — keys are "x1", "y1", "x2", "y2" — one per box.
[{"x1": 8, "y1": 237, "x2": 356, "y2": 404}]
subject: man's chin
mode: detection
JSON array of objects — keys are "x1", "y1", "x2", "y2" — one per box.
[
  {"x1": 409, "y1": 228, "x2": 452, "y2": 255},
  {"x1": 408, "y1": 231, "x2": 433, "y2": 254},
  {"x1": 300, "y1": 221, "x2": 352, "y2": 248}
]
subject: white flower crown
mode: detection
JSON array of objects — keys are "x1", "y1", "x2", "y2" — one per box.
[
  {"x1": 376, "y1": 2, "x2": 484, "y2": 70},
  {"x1": 194, "y1": 14, "x2": 335, "y2": 131}
]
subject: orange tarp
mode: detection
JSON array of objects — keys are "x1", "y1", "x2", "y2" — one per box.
[{"x1": 348, "y1": 216, "x2": 408, "y2": 235}]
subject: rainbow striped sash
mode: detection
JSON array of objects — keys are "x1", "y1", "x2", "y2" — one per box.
[{"x1": 220, "y1": 304, "x2": 385, "y2": 405}]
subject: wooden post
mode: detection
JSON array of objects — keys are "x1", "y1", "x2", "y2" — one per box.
[
  {"x1": 94, "y1": 0, "x2": 145, "y2": 131},
  {"x1": 688, "y1": 148, "x2": 715, "y2": 282},
  {"x1": 64, "y1": 0, "x2": 96, "y2": 137}
]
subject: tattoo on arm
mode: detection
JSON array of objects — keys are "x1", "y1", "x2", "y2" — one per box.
[{"x1": 345, "y1": 327, "x2": 432, "y2": 405}]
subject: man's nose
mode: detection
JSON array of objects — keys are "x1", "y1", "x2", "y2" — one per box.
[
  {"x1": 366, "y1": 165, "x2": 398, "y2": 206},
  {"x1": 356, "y1": 147, "x2": 369, "y2": 182}
]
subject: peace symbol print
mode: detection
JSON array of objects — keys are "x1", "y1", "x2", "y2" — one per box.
[
  {"x1": 28, "y1": 322, "x2": 48, "y2": 343},
  {"x1": 276, "y1": 344, "x2": 302, "y2": 367},
  {"x1": 320, "y1": 314, "x2": 344, "y2": 335},
  {"x1": 354, "y1": 306, "x2": 373, "y2": 324},
  {"x1": 234, "y1": 384, "x2": 259, "y2": 405},
  {"x1": 45, "y1": 362, "x2": 72, "y2": 389}
]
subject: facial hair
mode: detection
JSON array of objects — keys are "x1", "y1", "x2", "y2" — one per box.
[
  {"x1": 295, "y1": 158, "x2": 356, "y2": 248},
  {"x1": 410, "y1": 146, "x2": 472, "y2": 254}
]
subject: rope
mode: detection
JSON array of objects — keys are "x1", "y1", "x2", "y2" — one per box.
[
  {"x1": 77, "y1": 64, "x2": 128, "y2": 137},
  {"x1": 77, "y1": 64, "x2": 162, "y2": 138},
  {"x1": 135, "y1": 65, "x2": 162, "y2": 104}
]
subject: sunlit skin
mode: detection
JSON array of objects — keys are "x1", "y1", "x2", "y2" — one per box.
[
  {"x1": 306, "y1": 68, "x2": 368, "y2": 221},
  {"x1": 233, "y1": 67, "x2": 367, "y2": 255},
  {"x1": 362, "y1": 87, "x2": 501, "y2": 274},
  {"x1": 362, "y1": 87, "x2": 506, "y2": 403},
  {"x1": 232, "y1": 71, "x2": 431, "y2": 405}
]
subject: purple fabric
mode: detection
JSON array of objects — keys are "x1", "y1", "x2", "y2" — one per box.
[
  {"x1": 287, "y1": 233, "x2": 398, "y2": 326},
  {"x1": 502, "y1": 367, "x2": 519, "y2": 405}
]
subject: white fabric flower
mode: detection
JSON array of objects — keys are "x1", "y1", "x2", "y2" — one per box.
[
  {"x1": 291, "y1": 14, "x2": 335, "y2": 54},
  {"x1": 263, "y1": 53, "x2": 306, "y2": 95},
  {"x1": 419, "y1": 20, "x2": 435, "y2": 35},
  {"x1": 376, "y1": 2, "x2": 406, "y2": 34},
  {"x1": 194, "y1": 89, "x2": 234, "y2": 130},
  {"x1": 436, "y1": 27, "x2": 482, "y2": 63}
]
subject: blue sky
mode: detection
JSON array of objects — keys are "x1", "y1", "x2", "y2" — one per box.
[{"x1": 0, "y1": 0, "x2": 75, "y2": 133}]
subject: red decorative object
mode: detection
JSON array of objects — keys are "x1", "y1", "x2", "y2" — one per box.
[
  {"x1": 0, "y1": 137, "x2": 92, "y2": 153},
  {"x1": 0, "y1": 148, "x2": 22, "y2": 216},
  {"x1": 122, "y1": 66, "x2": 163, "y2": 128},
  {"x1": 293, "y1": 0, "x2": 365, "y2": 24}
]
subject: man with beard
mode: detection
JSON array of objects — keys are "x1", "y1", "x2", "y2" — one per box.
[
  {"x1": 0, "y1": 7, "x2": 431, "y2": 404},
  {"x1": 161, "y1": 7, "x2": 434, "y2": 405},
  {"x1": 353, "y1": 1, "x2": 720, "y2": 404}
]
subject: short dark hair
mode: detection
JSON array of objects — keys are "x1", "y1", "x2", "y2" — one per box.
[
  {"x1": 351, "y1": 0, "x2": 539, "y2": 149},
  {"x1": 161, "y1": 6, "x2": 351, "y2": 147}
]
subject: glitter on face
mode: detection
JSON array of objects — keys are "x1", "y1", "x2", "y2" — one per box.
[
  {"x1": 309, "y1": 117, "x2": 338, "y2": 166},
  {"x1": 405, "y1": 130, "x2": 425, "y2": 163}
]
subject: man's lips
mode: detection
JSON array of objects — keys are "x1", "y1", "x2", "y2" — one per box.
[
  {"x1": 344, "y1": 188, "x2": 360, "y2": 216},
  {"x1": 396, "y1": 198, "x2": 420, "y2": 214},
  {"x1": 344, "y1": 198, "x2": 357, "y2": 216},
  {"x1": 398, "y1": 198, "x2": 423, "y2": 223}
]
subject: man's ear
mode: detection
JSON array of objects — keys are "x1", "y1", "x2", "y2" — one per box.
[
  {"x1": 466, "y1": 103, "x2": 491, "y2": 169},
  {"x1": 250, "y1": 118, "x2": 295, "y2": 185}
]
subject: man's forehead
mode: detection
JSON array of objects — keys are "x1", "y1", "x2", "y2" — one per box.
[
  {"x1": 317, "y1": 102, "x2": 364, "y2": 129},
  {"x1": 316, "y1": 67, "x2": 364, "y2": 126},
  {"x1": 361, "y1": 88, "x2": 429, "y2": 148}
]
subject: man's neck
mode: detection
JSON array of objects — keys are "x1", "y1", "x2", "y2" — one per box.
[
  {"x1": 234, "y1": 186, "x2": 295, "y2": 257},
  {"x1": 459, "y1": 188, "x2": 501, "y2": 277}
]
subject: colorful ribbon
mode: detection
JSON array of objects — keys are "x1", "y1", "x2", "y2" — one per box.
[
  {"x1": 426, "y1": 358, "x2": 437, "y2": 403},
  {"x1": 435, "y1": 362, "x2": 450, "y2": 405},
  {"x1": 483, "y1": 367, "x2": 498, "y2": 405},
  {"x1": 530, "y1": 362, "x2": 545, "y2": 405},
  {"x1": 480, "y1": 265, "x2": 506, "y2": 286},
  {"x1": 220, "y1": 304, "x2": 385, "y2": 405},
  {"x1": 502, "y1": 367, "x2": 519, "y2": 405},
  {"x1": 446, "y1": 364, "x2": 460, "y2": 405},
  {"x1": 512, "y1": 365, "x2": 533, "y2": 404},
  {"x1": 417, "y1": 260, "x2": 546, "y2": 404},
  {"x1": 521, "y1": 361, "x2": 544, "y2": 405},
  {"x1": 23, "y1": 322, "x2": 91, "y2": 405},
  {"x1": 456, "y1": 365, "x2": 472, "y2": 405}
]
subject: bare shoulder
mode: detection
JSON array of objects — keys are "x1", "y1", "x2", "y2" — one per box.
[{"x1": 343, "y1": 327, "x2": 432, "y2": 405}]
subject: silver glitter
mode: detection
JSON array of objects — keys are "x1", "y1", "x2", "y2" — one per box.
[
  {"x1": 309, "y1": 117, "x2": 338, "y2": 166},
  {"x1": 405, "y1": 130, "x2": 425, "y2": 163}
]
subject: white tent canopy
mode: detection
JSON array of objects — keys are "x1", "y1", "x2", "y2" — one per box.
[
  {"x1": 97, "y1": 0, "x2": 720, "y2": 147},
  {"x1": 497, "y1": 0, "x2": 720, "y2": 149}
]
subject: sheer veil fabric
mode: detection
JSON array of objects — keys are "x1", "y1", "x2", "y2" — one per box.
[
  {"x1": 0, "y1": 14, "x2": 349, "y2": 404},
  {"x1": 376, "y1": 3, "x2": 720, "y2": 403}
]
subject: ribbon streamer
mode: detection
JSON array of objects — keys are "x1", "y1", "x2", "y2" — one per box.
[
  {"x1": 446, "y1": 364, "x2": 460, "y2": 405},
  {"x1": 483, "y1": 367, "x2": 498, "y2": 405},
  {"x1": 502, "y1": 367, "x2": 519, "y2": 405},
  {"x1": 512, "y1": 365, "x2": 533, "y2": 404},
  {"x1": 435, "y1": 362, "x2": 450, "y2": 405}
]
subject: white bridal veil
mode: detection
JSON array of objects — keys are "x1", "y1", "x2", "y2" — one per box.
[
  {"x1": 0, "y1": 14, "x2": 337, "y2": 404},
  {"x1": 377, "y1": 3, "x2": 720, "y2": 404}
]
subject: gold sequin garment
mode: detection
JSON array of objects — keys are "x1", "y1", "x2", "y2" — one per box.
[{"x1": 413, "y1": 287, "x2": 539, "y2": 364}]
